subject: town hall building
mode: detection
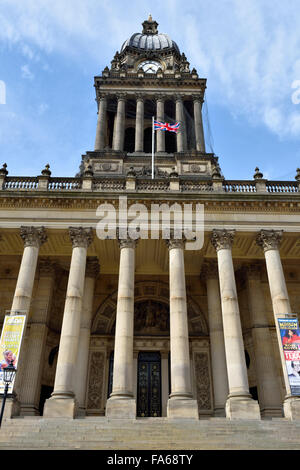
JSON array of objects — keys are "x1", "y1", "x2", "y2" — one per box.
[{"x1": 1, "y1": 16, "x2": 300, "y2": 449}]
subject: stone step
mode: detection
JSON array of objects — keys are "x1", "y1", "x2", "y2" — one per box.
[{"x1": 1, "y1": 417, "x2": 300, "y2": 450}]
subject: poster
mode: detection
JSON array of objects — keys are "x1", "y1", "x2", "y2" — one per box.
[
  {"x1": 0, "y1": 315, "x2": 26, "y2": 394},
  {"x1": 278, "y1": 317, "x2": 300, "y2": 396}
]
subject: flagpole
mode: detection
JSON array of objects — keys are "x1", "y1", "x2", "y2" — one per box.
[{"x1": 152, "y1": 116, "x2": 155, "y2": 179}]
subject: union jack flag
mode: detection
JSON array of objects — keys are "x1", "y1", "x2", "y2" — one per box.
[{"x1": 154, "y1": 120, "x2": 180, "y2": 133}]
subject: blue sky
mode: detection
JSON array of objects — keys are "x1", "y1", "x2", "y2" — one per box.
[{"x1": 0, "y1": 0, "x2": 300, "y2": 180}]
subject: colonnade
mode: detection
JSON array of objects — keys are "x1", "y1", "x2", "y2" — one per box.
[
  {"x1": 4, "y1": 226, "x2": 300, "y2": 420},
  {"x1": 94, "y1": 93, "x2": 205, "y2": 153}
]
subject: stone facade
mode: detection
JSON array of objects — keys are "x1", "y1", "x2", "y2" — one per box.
[{"x1": 1, "y1": 16, "x2": 300, "y2": 424}]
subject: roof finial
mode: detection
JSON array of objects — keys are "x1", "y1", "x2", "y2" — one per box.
[
  {"x1": 142, "y1": 15, "x2": 158, "y2": 35},
  {"x1": 148, "y1": 13, "x2": 153, "y2": 21}
]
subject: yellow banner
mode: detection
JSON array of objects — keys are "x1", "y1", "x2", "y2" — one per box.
[{"x1": 0, "y1": 315, "x2": 26, "y2": 394}]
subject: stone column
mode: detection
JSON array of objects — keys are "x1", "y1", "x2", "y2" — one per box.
[
  {"x1": 175, "y1": 96, "x2": 187, "y2": 152},
  {"x1": 19, "y1": 259, "x2": 56, "y2": 415},
  {"x1": 135, "y1": 95, "x2": 144, "y2": 152},
  {"x1": 256, "y1": 229, "x2": 300, "y2": 420},
  {"x1": 11, "y1": 227, "x2": 47, "y2": 314},
  {"x1": 244, "y1": 264, "x2": 283, "y2": 417},
  {"x1": 44, "y1": 227, "x2": 93, "y2": 418},
  {"x1": 5, "y1": 226, "x2": 47, "y2": 418},
  {"x1": 193, "y1": 95, "x2": 205, "y2": 152},
  {"x1": 156, "y1": 95, "x2": 165, "y2": 153},
  {"x1": 74, "y1": 257, "x2": 99, "y2": 416},
  {"x1": 105, "y1": 236, "x2": 137, "y2": 419},
  {"x1": 202, "y1": 261, "x2": 228, "y2": 416},
  {"x1": 167, "y1": 237, "x2": 199, "y2": 419},
  {"x1": 211, "y1": 229, "x2": 260, "y2": 419},
  {"x1": 112, "y1": 94, "x2": 126, "y2": 151},
  {"x1": 94, "y1": 95, "x2": 108, "y2": 151}
]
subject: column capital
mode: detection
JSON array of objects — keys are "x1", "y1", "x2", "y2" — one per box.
[
  {"x1": 115, "y1": 92, "x2": 127, "y2": 101},
  {"x1": 117, "y1": 229, "x2": 138, "y2": 249},
  {"x1": 211, "y1": 229, "x2": 235, "y2": 252},
  {"x1": 69, "y1": 227, "x2": 93, "y2": 249},
  {"x1": 155, "y1": 93, "x2": 167, "y2": 102},
  {"x1": 136, "y1": 93, "x2": 145, "y2": 103},
  {"x1": 166, "y1": 235, "x2": 185, "y2": 251},
  {"x1": 175, "y1": 94, "x2": 183, "y2": 103},
  {"x1": 86, "y1": 256, "x2": 100, "y2": 278},
  {"x1": 201, "y1": 261, "x2": 219, "y2": 280},
  {"x1": 20, "y1": 226, "x2": 47, "y2": 248},
  {"x1": 192, "y1": 94, "x2": 203, "y2": 103},
  {"x1": 256, "y1": 229, "x2": 283, "y2": 252}
]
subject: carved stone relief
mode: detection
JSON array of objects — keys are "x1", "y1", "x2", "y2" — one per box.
[
  {"x1": 87, "y1": 351, "x2": 105, "y2": 413},
  {"x1": 194, "y1": 351, "x2": 212, "y2": 411}
]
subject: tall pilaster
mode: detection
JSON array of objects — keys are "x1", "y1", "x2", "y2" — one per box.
[
  {"x1": 94, "y1": 95, "x2": 108, "y2": 150},
  {"x1": 74, "y1": 257, "x2": 99, "y2": 416},
  {"x1": 211, "y1": 229, "x2": 260, "y2": 419},
  {"x1": 193, "y1": 95, "x2": 205, "y2": 152},
  {"x1": 135, "y1": 95, "x2": 144, "y2": 152},
  {"x1": 202, "y1": 261, "x2": 228, "y2": 416},
  {"x1": 44, "y1": 227, "x2": 93, "y2": 418},
  {"x1": 244, "y1": 264, "x2": 283, "y2": 417},
  {"x1": 19, "y1": 259, "x2": 56, "y2": 415},
  {"x1": 256, "y1": 229, "x2": 300, "y2": 420},
  {"x1": 156, "y1": 95, "x2": 165, "y2": 153},
  {"x1": 106, "y1": 235, "x2": 137, "y2": 419},
  {"x1": 112, "y1": 93, "x2": 126, "y2": 151},
  {"x1": 175, "y1": 95, "x2": 187, "y2": 152},
  {"x1": 167, "y1": 237, "x2": 199, "y2": 419}
]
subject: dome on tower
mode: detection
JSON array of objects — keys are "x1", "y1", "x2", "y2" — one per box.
[{"x1": 120, "y1": 15, "x2": 180, "y2": 54}]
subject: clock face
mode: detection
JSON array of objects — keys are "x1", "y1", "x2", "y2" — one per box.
[{"x1": 138, "y1": 60, "x2": 162, "y2": 73}]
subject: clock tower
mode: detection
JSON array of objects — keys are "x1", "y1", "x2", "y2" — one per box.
[{"x1": 82, "y1": 15, "x2": 220, "y2": 180}]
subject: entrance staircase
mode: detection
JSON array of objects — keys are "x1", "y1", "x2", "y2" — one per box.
[{"x1": 1, "y1": 416, "x2": 300, "y2": 450}]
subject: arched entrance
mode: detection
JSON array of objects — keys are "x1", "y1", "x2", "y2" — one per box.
[{"x1": 88, "y1": 281, "x2": 211, "y2": 417}]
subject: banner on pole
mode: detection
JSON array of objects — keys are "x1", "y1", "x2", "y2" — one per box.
[
  {"x1": 0, "y1": 314, "x2": 26, "y2": 394},
  {"x1": 278, "y1": 317, "x2": 300, "y2": 396}
]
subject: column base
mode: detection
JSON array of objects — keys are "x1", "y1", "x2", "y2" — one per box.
[
  {"x1": 167, "y1": 398, "x2": 199, "y2": 419},
  {"x1": 105, "y1": 397, "x2": 136, "y2": 419},
  {"x1": 214, "y1": 406, "x2": 226, "y2": 417},
  {"x1": 225, "y1": 395, "x2": 261, "y2": 420},
  {"x1": 283, "y1": 396, "x2": 300, "y2": 420},
  {"x1": 260, "y1": 407, "x2": 283, "y2": 419},
  {"x1": 43, "y1": 395, "x2": 78, "y2": 418},
  {"x1": 1, "y1": 395, "x2": 20, "y2": 419},
  {"x1": 20, "y1": 404, "x2": 40, "y2": 416}
]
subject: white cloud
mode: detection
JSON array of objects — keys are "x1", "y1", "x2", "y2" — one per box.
[{"x1": 21, "y1": 64, "x2": 34, "y2": 80}]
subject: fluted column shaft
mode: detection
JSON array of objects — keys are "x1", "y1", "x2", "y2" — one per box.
[
  {"x1": 135, "y1": 96, "x2": 144, "y2": 152},
  {"x1": 245, "y1": 264, "x2": 282, "y2": 417},
  {"x1": 19, "y1": 260, "x2": 55, "y2": 415},
  {"x1": 175, "y1": 96, "x2": 187, "y2": 152},
  {"x1": 112, "y1": 95, "x2": 126, "y2": 151},
  {"x1": 156, "y1": 96, "x2": 165, "y2": 152},
  {"x1": 74, "y1": 257, "x2": 99, "y2": 414},
  {"x1": 202, "y1": 262, "x2": 228, "y2": 415},
  {"x1": 193, "y1": 96, "x2": 205, "y2": 152},
  {"x1": 94, "y1": 96, "x2": 108, "y2": 150}
]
